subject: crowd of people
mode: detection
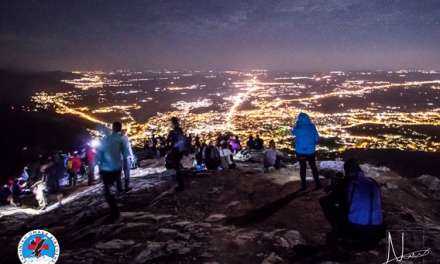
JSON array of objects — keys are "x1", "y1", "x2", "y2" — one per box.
[
  {"x1": 99, "y1": 114, "x2": 383, "y2": 247},
  {"x1": 0, "y1": 129, "x2": 135, "y2": 210},
  {"x1": 1, "y1": 112, "x2": 384, "y2": 247},
  {"x1": 0, "y1": 150, "x2": 92, "y2": 208},
  {"x1": 141, "y1": 127, "x2": 286, "y2": 174}
]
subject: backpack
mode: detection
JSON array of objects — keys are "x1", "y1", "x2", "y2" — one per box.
[
  {"x1": 174, "y1": 133, "x2": 189, "y2": 153},
  {"x1": 347, "y1": 173, "x2": 383, "y2": 226}
]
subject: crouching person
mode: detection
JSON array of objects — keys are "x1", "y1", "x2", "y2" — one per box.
[{"x1": 320, "y1": 159, "x2": 384, "y2": 247}]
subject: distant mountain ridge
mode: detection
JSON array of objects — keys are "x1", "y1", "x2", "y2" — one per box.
[{"x1": 0, "y1": 69, "x2": 79, "y2": 105}]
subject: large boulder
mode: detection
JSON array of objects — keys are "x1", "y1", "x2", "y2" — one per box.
[{"x1": 417, "y1": 174, "x2": 440, "y2": 191}]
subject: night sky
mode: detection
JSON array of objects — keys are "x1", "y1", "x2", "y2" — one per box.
[{"x1": 1, "y1": 0, "x2": 440, "y2": 71}]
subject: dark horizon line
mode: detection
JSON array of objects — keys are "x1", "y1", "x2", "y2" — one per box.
[{"x1": 1, "y1": 65, "x2": 439, "y2": 75}]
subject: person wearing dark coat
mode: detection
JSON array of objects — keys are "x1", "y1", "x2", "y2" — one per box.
[
  {"x1": 166, "y1": 117, "x2": 186, "y2": 192},
  {"x1": 204, "y1": 142, "x2": 221, "y2": 170},
  {"x1": 246, "y1": 135, "x2": 255, "y2": 150},
  {"x1": 253, "y1": 134, "x2": 264, "y2": 150}
]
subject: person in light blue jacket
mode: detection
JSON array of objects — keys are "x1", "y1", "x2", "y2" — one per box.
[
  {"x1": 121, "y1": 131, "x2": 134, "y2": 192},
  {"x1": 96, "y1": 121, "x2": 130, "y2": 221},
  {"x1": 292, "y1": 112, "x2": 321, "y2": 190}
]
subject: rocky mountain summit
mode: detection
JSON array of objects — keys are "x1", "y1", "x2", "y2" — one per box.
[{"x1": 1, "y1": 159, "x2": 439, "y2": 264}]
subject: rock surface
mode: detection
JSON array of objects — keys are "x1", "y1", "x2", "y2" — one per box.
[{"x1": 1, "y1": 160, "x2": 439, "y2": 263}]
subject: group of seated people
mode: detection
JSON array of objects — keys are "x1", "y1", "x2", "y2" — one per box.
[
  {"x1": 190, "y1": 133, "x2": 284, "y2": 172},
  {"x1": 194, "y1": 139, "x2": 238, "y2": 171},
  {"x1": 246, "y1": 134, "x2": 265, "y2": 150},
  {"x1": 0, "y1": 167, "x2": 31, "y2": 206},
  {"x1": 0, "y1": 147, "x2": 98, "y2": 209},
  {"x1": 142, "y1": 135, "x2": 168, "y2": 159}
]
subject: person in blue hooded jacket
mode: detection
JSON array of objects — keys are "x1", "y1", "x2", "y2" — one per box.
[{"x1": 292, "y1": 112, "x2": 321, "y2": 190}]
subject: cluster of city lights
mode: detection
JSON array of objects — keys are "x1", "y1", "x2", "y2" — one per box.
[{"x1": 30, "y1": 69, "x2": 440, "y2": 153}]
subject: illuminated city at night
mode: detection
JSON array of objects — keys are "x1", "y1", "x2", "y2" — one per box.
[
  {"x1": 1, "y1": 1, "x2": 440, "y2": 264},
  {"x1": 30, "y1": 69, "x2": 440, "y2": 153}
]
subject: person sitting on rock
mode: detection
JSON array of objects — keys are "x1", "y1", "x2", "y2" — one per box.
[
  {"x1": 263, "y1": 140, "x2": 281, "y2": 171},
  {"x1": 320, "y1": 159, "x2": 384, "y2": 246},
  {"x1": 246, "y1": 135, "x2": 255, "y2": 150},
  {"x1": 228, "y1": 135, "x2": 241, "y2": 154},
  {"x1": 343, "y1": 159, "x2": 384, "y2": 245},
  {"x1": 291, "y1": 112, "x2": 321, "y2": 190},
  {"x1": 218, "y1": 140, "x2": 235, "y2": 169},
  {"x1": 204, "y1": 141, "x2": 221, "y2": 171},
  {"x1": 253, "y1": 134, "x2": 264, "y2": 151},
  {"x1": 194, "y1": 141, "x2": 206, "y2": 171}
]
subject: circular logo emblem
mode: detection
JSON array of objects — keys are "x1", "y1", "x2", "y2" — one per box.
[{"x1": 18, "y1": 230, "x2": 60, "y2": 264}]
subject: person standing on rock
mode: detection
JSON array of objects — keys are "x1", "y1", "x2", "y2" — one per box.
[
  {"x1": 96, "y1": 121, "x2": 131, "y2": 221},
  {"x1": 68, "y1": 152, "x2": 81, "y2": 187},
  {"x1": 292, "y1": 112, "x2": 321, "y2": 190},
  {"x1": 165, "y1": 117, "x2": 187, "y2": 192},
  {"x1": 121, "y1": 130, "x2": 134, "y2": 192},
  {"x1": 86, "y1": 144, "x2": 96, "y2": 186}
]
